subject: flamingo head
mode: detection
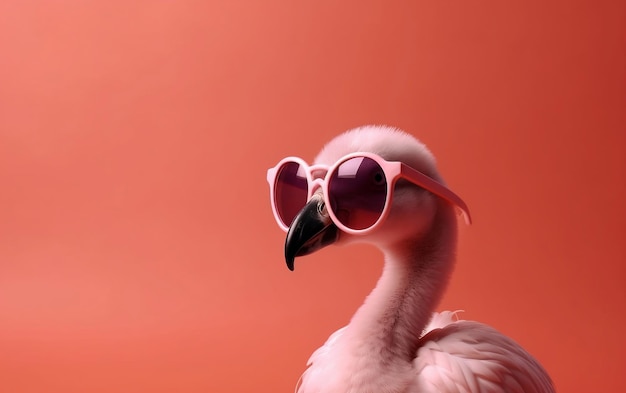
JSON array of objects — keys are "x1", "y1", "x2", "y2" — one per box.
[{"x1": 284, "y1": 125, "x2": 462, "y2": 270}]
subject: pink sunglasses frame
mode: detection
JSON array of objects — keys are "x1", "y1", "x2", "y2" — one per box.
[{"x1": 267, "y1": 152, "x2": 472, "y2": 235}]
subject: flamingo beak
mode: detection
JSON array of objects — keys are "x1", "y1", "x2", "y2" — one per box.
[{"x1": 284, "y1": 195, "x2": 338, "y2": 271}]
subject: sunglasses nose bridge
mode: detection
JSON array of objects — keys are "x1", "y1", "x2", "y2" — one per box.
[{"x1": 309, "y1": 178, "x2": 325, "y2": 198}]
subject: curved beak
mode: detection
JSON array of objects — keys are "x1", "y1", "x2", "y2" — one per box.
[{"x1": 284, "y1": 195, "x2": 338, "y2": 271}]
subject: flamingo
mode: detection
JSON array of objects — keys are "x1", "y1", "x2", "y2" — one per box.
[{"x1": 267, "y1": 126, "x2": 555, "y2": 393}]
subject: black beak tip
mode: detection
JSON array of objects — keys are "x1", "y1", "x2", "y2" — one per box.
[
  {"x1": 282, "y1": 197, "x2": 339, "y2": 272},
  {"x1": 286, "y1": 257, "x2": 295, "y2": 271}
]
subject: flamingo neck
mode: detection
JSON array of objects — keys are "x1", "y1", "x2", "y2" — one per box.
[{"x1": 344, "y1": 209, "x2": 457, "y2": 361}]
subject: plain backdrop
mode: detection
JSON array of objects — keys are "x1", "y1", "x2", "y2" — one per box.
[{"x1": 1, "y1": 1, "x2": 624, "y2": 392}]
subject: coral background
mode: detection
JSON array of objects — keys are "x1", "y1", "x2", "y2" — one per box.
[{"x1": 1, "y1": 1, "x2": 624, "y2": 392}]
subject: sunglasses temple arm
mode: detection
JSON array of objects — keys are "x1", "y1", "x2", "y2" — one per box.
[
  {"x1": 455, "y1": 199, "x2": 472, "y2": 225},
  {"x1": 399, "y1": 164, "x2": 472, "y2": 225}
]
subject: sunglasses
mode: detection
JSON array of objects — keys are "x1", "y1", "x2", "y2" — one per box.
[{"x1": 267, "y1": 152, "x2": 472, "y2": 235}]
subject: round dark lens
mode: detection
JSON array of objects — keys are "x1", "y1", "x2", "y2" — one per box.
[
  {"x1": 328, "y1": 157, "x2": 387, "y2": 230},
  {"x1": 275, "y1": 162, "x2": 308, "y2": 227}
]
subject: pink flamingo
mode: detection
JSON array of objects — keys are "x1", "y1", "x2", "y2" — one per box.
[{"x1": 267, "y1": 126, "x2": 555, "y2": 393}]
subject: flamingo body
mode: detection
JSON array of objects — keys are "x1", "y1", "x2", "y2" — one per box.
[{"x1": 299, "y1": 312, "x2": 554, "y2": 393}]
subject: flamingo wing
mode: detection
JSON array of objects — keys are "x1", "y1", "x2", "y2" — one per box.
[
  {"x1": 296, "y1": 326, "x2": 347, "y2": 393},
  {"x1": 412, "y1": 316, "x2": 555, "y2": 393}
]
